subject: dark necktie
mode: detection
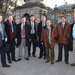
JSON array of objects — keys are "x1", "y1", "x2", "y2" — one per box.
[{"x1": 61, "y1": 23, "x2": 64, "y2": 34}]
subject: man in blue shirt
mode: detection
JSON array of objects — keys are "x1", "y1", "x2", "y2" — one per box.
[
  {"x1": 38, "y1": 16, "x2": 46, "y2": 59},
  {"x1": 0, "y1": 15, "x2": 10, "y2": 67},
  {"x1": 70, "y1": 15, "x2": 75, "y2": 66}
]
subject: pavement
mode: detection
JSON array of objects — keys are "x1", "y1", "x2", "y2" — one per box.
[{"x1": 0, "y1": 43, "x2": 75, "y2": 75}]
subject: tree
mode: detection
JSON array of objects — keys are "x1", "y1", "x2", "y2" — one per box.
[{"x1": 0, "y1": 0, "x2": 18, "y2": 20}]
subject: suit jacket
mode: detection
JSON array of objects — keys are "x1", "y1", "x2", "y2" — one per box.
[
  {"x1": 4, "y1": 20, "x2": 17, "y2": 44},
  {"x1": 0, "y1": 22, "x2": 7, "y2": 47},
  {"x1": 0, "y1": 23, "x2": 6, "y2": 37},
  {"x1": 68, "y1": 22, "x2": 75, "y2": 51},
  {"x1": 41, "y1": 26, "x2": 55, "y2": 48},
  {"x1": 71, "y1": 22, "x2": 75, "y2": 39},
  {"x1": 17, "y1": 22, "x2": 31, "y2": 46},
  {"x1": 30, "y1": 20, "x2": 38, "y2": 39},
  {"x1": 55, "y1": 22, "x2": 71, "y2": 44},
  {"x1": 38, "y1": 22, "x2": 46, "y2": 40}
]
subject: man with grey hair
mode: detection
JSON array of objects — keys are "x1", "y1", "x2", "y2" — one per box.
[
  {"x1": 38, "y1": 16, "x2": 46, "y2": 59},
  {"x1": 41, "y1": 20, "x2": 55, "y2": 64}
]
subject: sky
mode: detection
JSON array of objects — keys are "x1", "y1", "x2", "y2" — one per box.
[
  {"x1": 43, "y1": 0, "x2": 75, "y2": 8},
  {"x1": 17, "y1": 0, "x2": 75, "y2": 8}
]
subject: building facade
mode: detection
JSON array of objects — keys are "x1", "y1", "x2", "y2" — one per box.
[
  {"x1": 14, "y1": 0, "x2": 52, "y2": 24},
  {"x1": 53, "y1": 4, "x2": 75, "y2": 25},
  {"x1": 15, "y1": 1, "x2": 75, "y2": 26}
]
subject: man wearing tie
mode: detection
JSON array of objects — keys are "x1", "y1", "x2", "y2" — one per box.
[
  {"x1": 17, "y1": 17, "x2": 31, "y2": 61},
  {"x1": 4, "y1": 15, "x2": 17, "y2": 63},
  {"x1": 55, "y1": 16, "x2": 71, "y2": 64},
  {"x1": 28, "y1": 15, "x2": 38, "y2": 57},
  {"x1": 38, "y1": 16, "x2": 46, "y2": 59}
]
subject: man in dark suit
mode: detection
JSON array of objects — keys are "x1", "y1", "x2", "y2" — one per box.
[
  {"x1": 55, "y1": 16, "x2": 71, "y2": 64},
  {"x1": 70, "y1": 15, "x2": 75, "y2": 66},
  {"x1": 17, "y1": 16, "x2": 31, "y2": 61},
  {"x1": 0, "y1": 15, "x2": 10, "y2": 67},
  {"x1": 4, "y1": 15, "x2": 17, "y2": 63},
  {"x1": 38, "y1": 16, "x2": 46, "y2": 59},
  {"x1": 28, "y1": 15, "x2": 38, "y2": 57}
]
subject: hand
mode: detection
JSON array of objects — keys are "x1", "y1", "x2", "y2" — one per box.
[
  {"x1": 15, "y1": 38, "x2": 17, "y2": 43},
  {"x1": 5, "y1": 38, "x2": 7, "y2": 42},
  {"x1": 15, "y1": 38, "x2": 17, "y2": 40},
  {"x1": 41, "y1": 42, "x2": 43, "y2": 44},
  {"x1": 37, "y1": 37, "x2": 39, "y2": 40}
]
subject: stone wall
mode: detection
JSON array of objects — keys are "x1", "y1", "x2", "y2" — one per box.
[{"x1": 15, "y1": 6, "x2": 48, "y2": 24}]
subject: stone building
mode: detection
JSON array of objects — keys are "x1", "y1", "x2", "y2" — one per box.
[
  {"x1": 52, "y1": 4, "x2": 75, "y2": 25},
  {"x1": 15, "y1": 0, "x2": 52, "y2": 24},
  {"x1": 15, "y1": 0, "x2": 75, "y2": 26}
]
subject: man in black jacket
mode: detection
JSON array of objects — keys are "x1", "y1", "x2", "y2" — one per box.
[
  {"x1": 70, "y1": 15, "x2": 75, "y2": 66},
  {"x1": 28, "y1": 15, "x2": 38, "y2": 57},
  {"x1": 17, "y1": 16, "x2": 31, "y2": 61},
  {"x1": 4, "y1": 15, "x2": 17, "y2": 63},
  {"x1": 38, "y1": 16, "x2": 46, "y2": 59},
  {"x1": 0, "y1": 15, "x2": 10, "y2": 67}
]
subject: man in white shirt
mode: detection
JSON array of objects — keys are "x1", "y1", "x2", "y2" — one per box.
[{"x1": 70, "y1": 15, "x2": 75, "y2": 66}]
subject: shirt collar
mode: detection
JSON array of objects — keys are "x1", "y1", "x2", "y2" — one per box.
[
  {"x1": 31, "y1": 21, "x2": 34, "y2": 24},
  {"x1": 62, "y1": 22, "x2": 65, "y2": 25},
  {"x1": 22, "y1": 22, "x2": 25, "y2": 25},
  {"x1": 42, "y1": 22, "x2": 45, "y2": 24}
]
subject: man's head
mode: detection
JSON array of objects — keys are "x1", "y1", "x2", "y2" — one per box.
[
  {"x1": 0, "y1": 15, "x2": 3, "y2": 23},
  {"x1": 8, "y1": 15, "x2": 13, "y2": 22},
  {"x1": 30, "y1": 15, "x2": 35, "y2": 22},
  {"x1": 46, "y1": 20, "x2": 51, "y2": 28},
  {"x1": 21, "y1": 16, "x2": 26, "y2": 23},
  {"x1": 41, "y1": 16, "x2": 46, "y2": 22},
  {"x1": 60, "y1": 16, "x2": 66, "y2": 23}
]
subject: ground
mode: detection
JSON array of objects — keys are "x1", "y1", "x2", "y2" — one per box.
[{"x1": 0, "y1": 43, "x2": 75, "y2": 75}]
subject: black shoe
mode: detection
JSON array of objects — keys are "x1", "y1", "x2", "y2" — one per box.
[
  {"x1": 32, "y1": 52, "x2": 36, "y2": 57},
  {"x1": 18, "y1": 58, "x2": 22, "y2": 61},
  {"x1": 25, "y1": 58, "x2": 29, "y2": 61},
  {"x1": 12, "y1": 59, "x2": 18, "y2": 62},
  {"x1": 55, "y1": 60, "x2": 62, "y2": 62},
  {"x1": 2, "y1": 64, "x2": 11, "y2": 68},
  {"x1": 39, "y1": 56, "x2": 42, "y2": 59},
  {"x1": 8, "y1": 61, "x2": 12, "y2": 64},
  {"x1": 28, "y1": 53, "x2": 31, "y2": 57},
  {"x1": 65, "y1": 61, "x2": 69, "y2": 64},
  {"x1": 33, "y1": 55, "x2": 36, "y2": 57}
]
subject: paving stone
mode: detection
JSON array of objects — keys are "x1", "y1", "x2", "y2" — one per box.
[{"x1": 0, "y1": 43, "x2": 75, "y2": 75}]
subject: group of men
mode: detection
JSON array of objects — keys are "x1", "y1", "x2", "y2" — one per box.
[{"x1": 0, "y1": 14, "x2": 75, "y2": 68}]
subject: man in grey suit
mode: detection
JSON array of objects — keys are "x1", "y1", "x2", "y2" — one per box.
[{"x1": 17, "y1": 16, "x2": 31, "y2": 61}]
